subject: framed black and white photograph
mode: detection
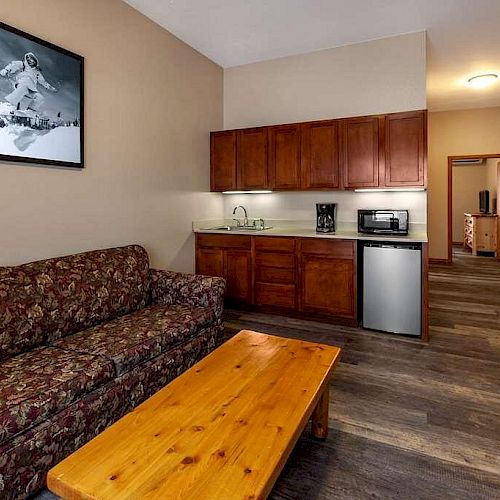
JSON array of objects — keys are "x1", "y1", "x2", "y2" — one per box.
[{"x1": 0, "y1": 22, "x2": 83, "y2": 168}]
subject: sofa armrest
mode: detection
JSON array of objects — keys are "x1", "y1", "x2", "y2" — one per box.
[{"x1": 149, "y1": 269, "x2": 226, "y2": 320}]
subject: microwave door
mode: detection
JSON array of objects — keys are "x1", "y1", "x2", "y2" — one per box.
[{"x1": 366, "y1": 212, "x2": 398, "y2": 232}]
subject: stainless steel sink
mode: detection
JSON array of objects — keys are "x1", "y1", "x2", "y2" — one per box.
[
  {"x1": 208, "y1": 225, "x2": 272, "y2": 232},
  {"x1": 209, "y1": 225, "x2": 237, "y2": 231}
]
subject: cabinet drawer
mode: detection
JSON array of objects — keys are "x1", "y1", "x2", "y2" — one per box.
[
  {"x1": 255, "y1": 283, "x2": 296, "y2": 308},
  {"x1": 197, "y1": 234, "x2": 251, "y2": 249},
  {"x1": 300, "y1": 238, "x2": 355, "y2": 258},
  {"x1": 254, "y1": 236, "x2": 295, "y2": 252},
  {"x1": 255, "y1": 266, "x2": 295, "y2": 284},
  {"x1": 255, "y1": 252, "x2": 295, "y2": 269}
]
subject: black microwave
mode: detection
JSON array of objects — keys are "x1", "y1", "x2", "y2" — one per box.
[{"x1": 358, "y1": 209, "x2": 409, "y2": 235}]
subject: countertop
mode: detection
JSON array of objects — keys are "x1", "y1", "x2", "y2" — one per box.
[{"x1": 193, "y1": 225, "x2": 428, "y2": 243}]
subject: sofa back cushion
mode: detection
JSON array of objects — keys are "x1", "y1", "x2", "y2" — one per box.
[{"x1": 0, "y1": 245, "x2": 150, "y2": 361}]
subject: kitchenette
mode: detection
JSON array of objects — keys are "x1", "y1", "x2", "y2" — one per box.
[{"x1": 195, "y1": 109, "x2": 429, "y2": 340}]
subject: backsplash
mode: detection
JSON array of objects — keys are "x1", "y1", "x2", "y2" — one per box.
[{"x1": 222, "y1": 191, "x2": 427, "y2": 224}]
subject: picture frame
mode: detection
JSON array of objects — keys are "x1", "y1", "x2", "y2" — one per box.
[{"x1": 0, "y1": 21, "x2": 84, "y2": 168}]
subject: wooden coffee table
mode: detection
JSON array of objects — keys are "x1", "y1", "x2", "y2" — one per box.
[{"x1": 48, "y1": 330, "x2": 341, "y2": 499}]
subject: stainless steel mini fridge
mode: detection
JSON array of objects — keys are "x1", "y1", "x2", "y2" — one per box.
[{"x1": 363, "y1": 243, "x2": 421, "y2": 336}]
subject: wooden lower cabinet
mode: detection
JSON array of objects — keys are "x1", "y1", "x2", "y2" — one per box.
[
  {"x1": 298, "y1": 239, "x2": 356, "y2": 319},
  {"x1": 255, "y1": 283, "x2": 296, "y2": 308},
  {"x1": 196, "y1": 248, "x2": 224, "y2": 277},
  {"x1": 225, "y1": 250, "x2": 252, "y2": 302},
  {"x1": 195, "y1": 234, "x2": 251, "y2": 303},
  {"x1": 254, "y1": 237, "x2": 296, "y2": 309},
  {"x1": 196, "y1": 234, "x2": 357, "y2": 322}
]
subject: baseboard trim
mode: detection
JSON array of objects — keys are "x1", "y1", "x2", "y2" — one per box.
[{"x1": 429, "y1": 258, "x2": 451, "y2": 265}]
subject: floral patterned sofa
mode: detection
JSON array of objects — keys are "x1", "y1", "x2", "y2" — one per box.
[{"x1": 0, "y1": 245, "x2": 225, "y2": 499}]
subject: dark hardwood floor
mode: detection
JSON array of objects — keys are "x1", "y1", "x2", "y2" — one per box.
[
  {"x1": 224, "y1": 245, "x2": 500, "y2": 499},
  {"x1": 36, "y1": 246, "x2": 500, "y2": 500}
]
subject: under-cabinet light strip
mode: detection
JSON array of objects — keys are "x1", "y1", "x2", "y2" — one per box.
[
  {"x1": 222, "y1": 190, "x2": 273, "y2": 194},
  {"x1": 221, "y1": 188, "x2": 425, "y2": 194},
  {"x1": 354, "y1": 188, "x2": 425, "y2": 193}
]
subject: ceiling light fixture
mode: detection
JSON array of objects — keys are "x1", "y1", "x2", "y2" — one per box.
[{"x1": 467, "y1": 73, "x2": 498, "y2": 89}]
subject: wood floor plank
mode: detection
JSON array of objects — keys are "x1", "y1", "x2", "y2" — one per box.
[{"x1": 270, "y1": 431, "x2": 500, "y2": 500}]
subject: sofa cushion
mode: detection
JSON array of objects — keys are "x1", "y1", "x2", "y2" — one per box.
[
  {"x1": 0, "y1": 347, "x2": 114, "y2": 445},
  {"x1": 52, "y1": 304, "x2": 215, "y2": 376},
  {"x1": 0, "y1": 245, "x2": 150, "y2": 362}
]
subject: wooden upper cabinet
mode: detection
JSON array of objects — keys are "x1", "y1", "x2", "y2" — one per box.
[
  {"x1": 210, "y1": 109, "x2": 427, "y2": 192},
  {"x1": 269, "y1": 124, "x2": 301, "y2": 190},
  {"x1": 342, "y1": 116, "x2": 380, "y2": 188},
  {"x1": 237, "y1": 127, "x2": 269, "y2": 190},
  {"x1": 384, "y1": 111, "x2": 426, "y2": 187},
  {"x1": 301, "y1": 120, "x2": 340, "y2": 189},
  {"x1": 210, "y1": 131, "x2": 237, "y2": 192}
]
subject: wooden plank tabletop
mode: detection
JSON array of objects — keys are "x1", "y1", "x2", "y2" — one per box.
[{"x1": 47, "y1": 330, "x2": 341, "y2": 500}]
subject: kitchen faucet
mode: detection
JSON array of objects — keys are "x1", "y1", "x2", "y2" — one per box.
[{"x1": 232, "y1": 205, "x2": 248, "y2": 227}]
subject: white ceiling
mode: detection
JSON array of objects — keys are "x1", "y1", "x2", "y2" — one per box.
[{"x1": 124, "y1": 0, "x2": 500, "y2": 111}]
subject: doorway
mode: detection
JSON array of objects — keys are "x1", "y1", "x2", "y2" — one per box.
[{"x1": 447, "y1": 154, "x2": 500, "y2": 262}]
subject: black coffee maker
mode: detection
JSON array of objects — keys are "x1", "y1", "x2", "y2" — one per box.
[{"x1": 316, "y1": 203, "x2": 337, "y2": 233}]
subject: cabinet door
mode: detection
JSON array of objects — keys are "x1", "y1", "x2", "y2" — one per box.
[
  {"x1": 237, "y1": 128, "x2": 269, "y2": 190},
  {"x1": 299, "y1": 251, "x2": 356, "y2": 318},
  {"x1": 299, "y1": 238, "x2": 356, "y2": 319},
  {"x1": 342, "y1": 116, "x2": 380, "y2": 188},
  {"x1": 196, "y1": 248, "x2": 224, "y2": 277},
  {"x1": 384, "y1": 111, "x2": 426, "y2": 187},
  {"x1": 269, "y1": 124, "x2": 301, "y2": 189},
  {"x1": 210, "y1": 131, "x2": 237, "y2": 192},
  {"x1": 225, "y1": 250, "x2": 252, "y2": 302},
  {"x1": 301, "y1": 120, "x2": 340, "y2": 189}
]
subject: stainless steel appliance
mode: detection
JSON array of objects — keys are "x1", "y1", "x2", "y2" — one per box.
[
  {"x1": 358, "y1": 209, "x2": 409, "y2": 235},
  {"x1": 316, "y1": 203, "x2": 337, "y2": 233},
  {"x1": 363, "y1": 242, "x2": 421, "y2": 336}
]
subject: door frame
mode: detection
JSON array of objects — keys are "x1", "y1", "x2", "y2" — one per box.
[{"x1": 447, "y1": 153, "x2": 500, "y2": 263}]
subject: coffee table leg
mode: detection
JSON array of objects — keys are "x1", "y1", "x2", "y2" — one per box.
[{"x1": 311, "y1": 384, "x2": 329, "y2": 439}]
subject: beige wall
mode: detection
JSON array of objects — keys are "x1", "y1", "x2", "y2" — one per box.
[
  {"x1": 223, "y1": 32, "x2": 427, "y2": 227},
  {"x1": 0, "y1": 0, "x2": 223, "y2": 271},
  {"x1": 428, "y1": 107, "x2": 500, "y2": 260},
  {"x1": 224, "y1": 32, "x2": 426, "y2": 128},
  {"x1": 451, "y1": 164, "x2": 487, "y2": 242},
  {"x1": 486, "y1": 158, "x2": 499, "y2": 202}
]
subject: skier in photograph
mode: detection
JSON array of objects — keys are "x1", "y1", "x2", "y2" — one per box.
[{"x1": 0, "y1": 52, "x2": 56, "y2": 115}]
